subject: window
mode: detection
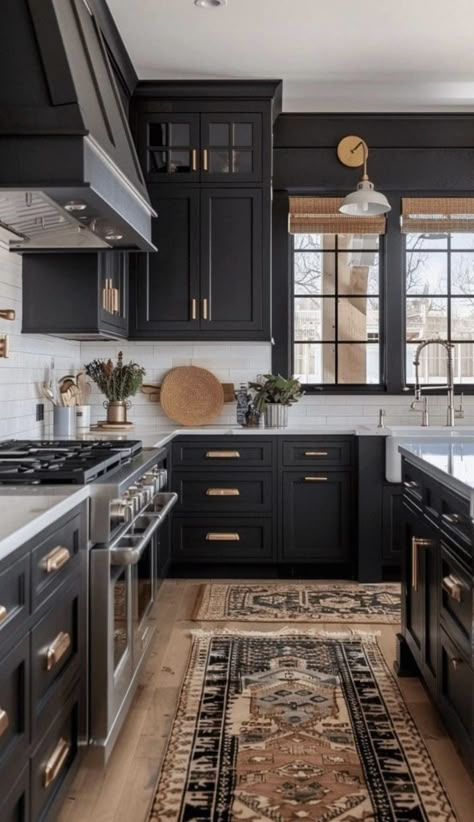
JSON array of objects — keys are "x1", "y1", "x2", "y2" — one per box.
[
  {"x1": 292, "y1": 232, "x2": 382, "y2": 386},
  {"x1": 404, "y1": 231, "x2": 474, "y2": 385}
]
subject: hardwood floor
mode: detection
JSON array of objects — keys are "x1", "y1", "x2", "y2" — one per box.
[{"x1": 58, "y1": 580, "x2": 474, "y2": 822}]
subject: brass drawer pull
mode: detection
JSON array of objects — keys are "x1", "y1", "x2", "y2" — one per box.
[
  {"x1": 0, "y1": 708, "x2": 9, "y2": 738},
  {"x1": 192, "y1": 148, "x2": 197, "y2": 171},
  {"x1": 42, "y1": 545, "x2": 71, "y2": 574},
  {"x1": 45, "y1": 631, "x2": 71, "y2": 671},
  {"x1": 202, "y1": 297, "x2": 208, "y2": 320},
  {"x1": 206, "y1": 450, "x2": 240, "y2": 458},
  {"x1": 403, "y1": 480, "x2": 419, "y2": 489},
  {"x1": 206, "y1": 488, "x2": 240, "y2": 496},
  {"x1": 411, "y1": 537, "x2": 432, "y2": 591},
  {"x1": 442, "y1": 575, "x2": 464, "y2": 603},
  {"x1": 206, "y1": 532, "x2": 240, "y2": 541},
  {"x1": 112, "y1": 287, "x2": 120, "y2": 314},
  {"x1": 450, "y1": 657, "x2": 463, "y2": 671},
  {"x1": 304, "y1": 451, "x2": 328, "y2": 457},
  {"x1": 191, "y1": 298, "x2": 197, "y2": 320},
  {"x1": 202, "y1": 148, "x2": 208, "y2": 171},
  {"x1": 0, "y1": 604, "x2": 7, "y2": 624},
  {"x1": 304, "y1": 476, "x2": 328, "y2": 482},
  {"x1": 43, "y1": 737, "x2": 70, "y2": 789},
  {"x1": 442, "y1": 513, "x2": 463, "y2": 526}
]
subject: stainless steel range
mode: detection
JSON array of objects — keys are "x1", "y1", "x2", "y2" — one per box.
[{"x1": 0, "y1": 439, "x2": 177, "y2": 764}]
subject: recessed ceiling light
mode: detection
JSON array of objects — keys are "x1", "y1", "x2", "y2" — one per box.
[
  {"x1": 64, "y1": 200, "x2": 87, "y2": 213},
  {"x1": 194, "y1": 0, "x2": 227, "y2": 8}
]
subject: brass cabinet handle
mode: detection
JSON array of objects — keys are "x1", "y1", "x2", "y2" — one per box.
[
  {"x1": 304, "y1": 451, "x2": 328, "y2": 457},
  {"x1": 42, "y1": 545, "x2": 71, "y2": 574},
  {"x1": 206, "y1": 532, "x2": 240, "y2": 541},
  {"x1": 43, "y1": 737, "x2": 70, "y2": 789},
  {"x1": 192, "y1": 148, "x2": 197, "y2": 171},
  {"x1": 0, "y1": 708, "x2": 9, "y2": 738},
  {"x1": 403, "y1": 480, "x2": 419, "y2": 489},
  {"x1": 206, "y1": 488, "x2": 240, "y2": 496},
  {"x1": 45, "y1": 631, "x2": 71, "y2": 671},
  {"x1": 202, "y1": 148, "x2": 208, "y2": 171},
  {"x1": 206, "y1": 450, "x2": 240, "y2": 458},
  {"x1": 0, "y1": 604, "x2": 7, "y2": 624},
  {"x1": 442, "y1": 513, "x2": 463, "y2": 525},
  {"x1": 113, "y1": 287, "x2": 120, "y2": 314},
  {"x1": 442, "y1": 575, "x2": 464, "y2": 603},
  {"x1": 450, "y1": 657, "x2": 463, "y2": 671},
  {"x1": 304, "y1": 476, "x2": 328, "y2": 482},
  {"x1": 191, "y1": 298, "x2": 198, "y2": 320},
  {"x1": 102, "y1": 278, "x2": 115, "y2": 313},
  {"x1": 411, "y1": 537, "x2": 432, "y2": 591},
  {"x1": 202, "y1": 298, "x2": 208, "y2": 320}
]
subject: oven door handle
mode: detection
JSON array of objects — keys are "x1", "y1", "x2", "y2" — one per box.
[{"x1": 110, "y1": 493, "x2": 177, "y2": 566}]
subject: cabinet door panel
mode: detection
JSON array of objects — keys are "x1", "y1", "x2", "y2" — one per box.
[
  {"x1": 131, "y1": 188, "x2": 200, "y2": 336},
  {"x1": 282, "y1": 471, "x2": 351, "y2": 562},
  {"x1": 138, "y1": 113, "x2": 200, "y2": 182},
  {"x1": 201, "y1": 113, "x2": 262, "y2": 183},
  {"x1": 99, "y1": 253, "x2": 129, "y2": 336},
  {"x1": 200, "y1": 188, "x2": 263, "y2": 334}
]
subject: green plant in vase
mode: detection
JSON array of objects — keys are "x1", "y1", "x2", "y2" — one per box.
[
  {"x1": 85, "y1": 351, "x2": 146, "y2": 425},
  {"x1": 249, "y1": 373, "x2": 303, "y2": 428}
]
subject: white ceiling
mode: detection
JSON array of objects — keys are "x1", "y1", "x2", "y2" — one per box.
[{"x1": 108, "y1": 0, "x2": 474, "y2": 111}]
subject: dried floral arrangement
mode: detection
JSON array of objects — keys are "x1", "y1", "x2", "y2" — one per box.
[{"x1": 84, "y1": 351, "x2": 146, "y2": 401}]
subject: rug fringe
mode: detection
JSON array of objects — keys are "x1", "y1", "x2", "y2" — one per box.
[{"x1": 189, "y1": 626, "x2": 380, "y2": 641}]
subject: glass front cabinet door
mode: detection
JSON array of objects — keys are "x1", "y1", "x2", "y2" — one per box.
[
  {"x1": 200, "y1": 113, "x2": 262, "y2": 183},
  {"x1": 140, "y1": 113, "x2": 200, "y2": 182}
]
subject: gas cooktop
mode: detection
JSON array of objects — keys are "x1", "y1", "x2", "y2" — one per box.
[{"x1": 0, "y1": 439, "x2": 143, "y2": 485}]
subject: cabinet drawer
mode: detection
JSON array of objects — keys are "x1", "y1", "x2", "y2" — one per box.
[
  {"x1": 440, "y1": 545, "x2": 472, "y2": 659},
  {"x1": 439, "y1": 488, "x2": 472, "y2": 554},
  {"x1": 0, "y1": 635, "x2": 29, "y2": 780},
  {"x1": 402, "y1": 462, "x2": 440, "y2": 516},
  {"x1": 173, "y1": 471, "x2": 272, "y2": 512},
  {"x1": 31, "y1": 578, "x2": 80, "y2": 736},
  {"x1": 0, "y1": 554, "x2": 29, "y2": 647},
  {"x1": 282, "y1": 439, "x2": 352, "y2": 468},
  {"x1": 31, "y1": 512, "x2": 82, "y2": 612},
  {"x1": 439, "y1": 628, "x2": 472, "y2": 764},
  {"x1": 0, "y1": 766, "x2": 29, "y2": 822},
  {"x1": 172, "y1": 517, "x2": 273, "y2": 562},
  {"x1": 31, "y1": 686, "x2": 80, "y2": 822},
  {"x1": 172, "y1": 439, "x2": 273, "y2": 468}
]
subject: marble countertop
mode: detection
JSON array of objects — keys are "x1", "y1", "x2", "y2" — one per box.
[
  {"x1": 0, "y1": 486, "x2": 89, "y2": 563},
  {"x1": 399, "y1": 441, "x2": 474, "y2": 517}
]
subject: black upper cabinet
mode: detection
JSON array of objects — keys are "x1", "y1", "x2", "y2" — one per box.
[
  {"x1": 22, "y1": 252, "x2": 128, "y2": 340},
  {"x1": 139, "y1": 113, "x2": 200, "y2": 182},
  {"x1": 130, "y1": 187, "x2": 269, "y2": 340}
]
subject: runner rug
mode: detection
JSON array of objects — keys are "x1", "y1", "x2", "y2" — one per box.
[
  {"x1": 148, "y1": 631, "x2": 455, "y2": 821},
  {"x1": 194, "y1": 582, "x2": 401, "y2": 624}
]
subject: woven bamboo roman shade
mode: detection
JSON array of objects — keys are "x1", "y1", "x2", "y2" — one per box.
[
  {"x1": 401, "y1": 198, "x2": 474, "y2": 233},
  {"x1": 288, "y1": 197, "x2": 387, "y2": 235}
]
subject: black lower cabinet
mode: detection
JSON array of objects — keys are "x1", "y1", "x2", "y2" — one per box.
[
  {"x1": 0, "y1": 504, "x2": 86, "y2": 822},
  {"x1": 398, "y1": 457, "x2": 473, "y2": 775},
  {"x1": 382, "y1": 484, "x2": 403, "y2": 567},
  {"x1": 281, "y1": 471, "x2": 352, "y2": 564}
]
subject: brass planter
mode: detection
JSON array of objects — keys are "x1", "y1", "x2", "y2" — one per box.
[{"x1": 104, "y1": 400, "x2": 131, "y2": 424}]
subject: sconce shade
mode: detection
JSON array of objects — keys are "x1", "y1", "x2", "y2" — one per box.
[{"x1": 339, "y1": 179, "x2": 391, "y2": 216}]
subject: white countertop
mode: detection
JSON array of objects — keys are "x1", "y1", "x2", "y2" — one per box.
[
  {"x1": 399, "y1": 441, "x2": 474, "y2": 517},
  {"x1": 0, "y1": 486, "x2": 89, "y2": 563}
]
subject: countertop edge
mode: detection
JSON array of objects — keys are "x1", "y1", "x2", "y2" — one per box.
[
  {"x1": 0, "y1": 486, "x2": 90, "y2": 564},
  {"x1": 399, "y1": 445, "x2": 474, "y2": 518}
]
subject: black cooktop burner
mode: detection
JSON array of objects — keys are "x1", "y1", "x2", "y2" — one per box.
[{"x1": 0, "y1": 439, "x2": 143, "y2": 485}]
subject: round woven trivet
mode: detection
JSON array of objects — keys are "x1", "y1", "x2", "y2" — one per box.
[{"x1": 159, "y1": 366, "x2": 224, "y2": 426}]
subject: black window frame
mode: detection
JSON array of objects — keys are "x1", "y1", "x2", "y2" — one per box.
[
  {"x1": 272, "y1": 191, "x2": 474, "y2": 395},
  {"x1": 291, "y1": 232, "x2": 384, "y2": 391}
]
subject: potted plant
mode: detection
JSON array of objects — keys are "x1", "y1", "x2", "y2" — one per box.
[
  {"x1": 85, "y1": 351, "x2": 146, "y2": 425},
  {"x1": 249, "y1": 373, "x2": 303, "y2": 428}
]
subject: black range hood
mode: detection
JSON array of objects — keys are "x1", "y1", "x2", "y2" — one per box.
[{"x1": 0, "y1": 0, "x2": 155, "y2": 252}]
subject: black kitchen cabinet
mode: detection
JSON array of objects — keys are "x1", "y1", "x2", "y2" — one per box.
[
  {"x1": 281, "y1": 471, "x2": 352, "y2": 564},
  {"x1": 130, "y1": 187, "x2": 269, "y2": 339},
  {"x1": 400, "y1": 500, "x2": 439, "y2": 696},
  {"x1": 23, "y1": 252, "x2": 129, "y2": 340},
  {"x1": 398, "y1": 457, "x2": 473, "y2": 774},
  {"x1": 138, "y1": 111, "x2": 262, "y2": 184},
  {"x1": 382, "y1": 484, "x2": 403, "y2": 566}
]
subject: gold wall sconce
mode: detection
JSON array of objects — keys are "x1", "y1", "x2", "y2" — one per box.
[
  {"x1": 337, "y1": 135, "x2": 391, "y2": 216},
  {"x1": 0, "y1": 336, "x2": 9, "y2": 358},
  {"x1": 0, "y1": 309, "x2": 16, "y2": 321}
]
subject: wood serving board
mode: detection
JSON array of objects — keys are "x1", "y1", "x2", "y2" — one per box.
[{"x1": 141, "y1": 382, "x2": 235, "y2": 403}]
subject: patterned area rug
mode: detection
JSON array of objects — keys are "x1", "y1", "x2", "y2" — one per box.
[
  {"x1": 148, "y1": 632, "x2": 455, "y2": 821},
  {"x1": 194, "y1": 582, "x2": 401, "y2": 623}
]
